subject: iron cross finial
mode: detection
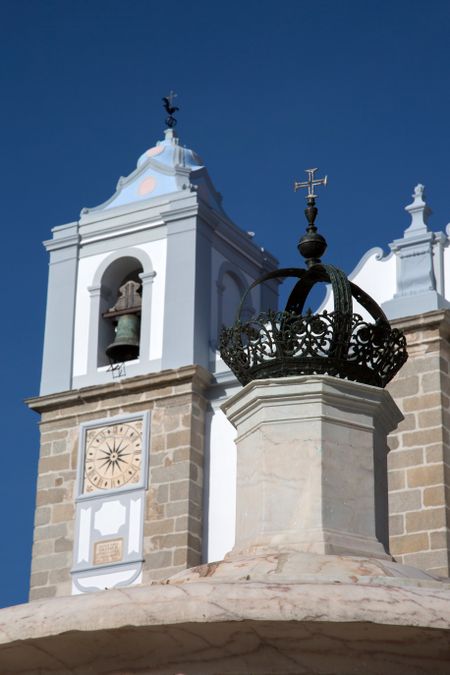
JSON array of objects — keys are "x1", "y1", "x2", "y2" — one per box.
[
  {"x1": 294, "y1": 168, "x2": 328, "y2": 200},
  {"x1": 162, "y1": 90, "x2": 179, "y2": 128}
]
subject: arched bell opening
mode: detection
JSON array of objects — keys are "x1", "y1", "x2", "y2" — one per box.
[
  {"x1": 97, "y1": 257, "x2": 144, "y2": 367},
  {"x1": 222, "y1": 270, "x2": 254, "y2": 325},
  {"x1": 215, "y1": 264, "x2": 255, "y2": 351}
]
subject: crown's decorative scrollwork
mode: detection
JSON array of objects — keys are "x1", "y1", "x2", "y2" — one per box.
[
  {"x1": 219, "y1": 169, "x2": 408, "y2": 388},
  {"x1": 220, "y1": 308, "x2": 407, "y2": 388}
]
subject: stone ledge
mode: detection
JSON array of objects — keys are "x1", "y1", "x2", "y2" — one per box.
[
  {"x1": 26, "y1": 365, "x2": 213, "y2": 415},
  {"x1": 391, "y1": 309, "x2": 450, "y2": 338},
  {"x1": 0, "y1": 563, "x2": 449, "y2": 674}
]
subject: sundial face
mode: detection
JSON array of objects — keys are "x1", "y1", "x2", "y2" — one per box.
[{"x1": 83, "y1": 420, "x2": 143, "y2": 493}]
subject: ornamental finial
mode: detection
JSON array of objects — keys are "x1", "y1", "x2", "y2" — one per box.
[
  {"x1": 294, "y1": 168, "x2": 328, "y2": 268},
  {"x1": 404, "y1": 182, "x2": 431, "y2": 234},
  {"x1": 162, "y1": 90, "x2": 179, "y2": 129}
]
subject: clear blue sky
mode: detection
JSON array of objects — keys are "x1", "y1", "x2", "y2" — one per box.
[{"x1": 1, "y1": 0, "x2": 450, "y2": 608}]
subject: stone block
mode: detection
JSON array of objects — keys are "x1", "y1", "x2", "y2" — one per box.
[
  {"x1": 39, "y1": 442, "x2": 52, "y2": 457},
  {"x1": 31, "y1": 552, "x2": 70, "y2": 573},
  {"x1": 173, "y1": 546, "x2": 199, "y2": 566},
  {"x1": 390, "y1": 532, "x2": 429, "y2": 555},
  {"x1": 191, "y1": 431, "x2": 204, "y2": 452},
  {"x1": 388, "y1": 376, "x2": 419, "y2": 399},
  {"x1": 32, "y1": 540, "x2": 53, "y2": 558},
  {"x1": 54, "y1": 537, "x2": 73, "y2": 552},
  {"x1": 402, "y1": 428, "x2": 442, "y2": 448},
  {"x1": 187, "y1": 532, "x2": 201, "y2": 552},
  {"x1": 48, "y1": 567, "x2": 71, "y2": 584},
  {"x1": 29, "y1": 586, "x2": 57, "y2": 601},
  {"x1": 37, "y1": 473, "x2": 57, "y2": 490},
  {"x1": 388, "y1": 435, "x2": 400, "y2": 450},
  {"x1": 389, "y1": 514, "x2": 404, "y2": 536},
  {"x1": 405, "y1": 507, "x2": 446, "y2": 533},
  {"x1": 34, "y1": 507, "x2": 51, "y2": 527},
  {"x1": 153, "y1": 532, "x2": 188, "y2": 550},
  {"x1": 430, "y1": 530, "x2": 449, "y2": 550},
  {"x1": 388, "y1": 448, "x2": 423, "y2": 469},
  {"x1": 163, "y1": 415, "x2": 182, "y2": 432},
  {"x1": 143, "y1": 518, "x2": 174, "y2": 536},
  {"x1": 169, "y1": 480, "x2": 190, "y2": 502},
  {"x1": 402, "y1": 548, "x2": 449, "y2": 572},
  {"x1": 402, "y1": 393, "x2": 441, "y2": 412},
  {"x1": 52, "y1": 503, "x2": 74, "y2": 523},
  {"x1": 151, "y1": 434, "x2": 166, "y2": 453},
  {"x1": 175, "y1": 515, "x2": 189, "y2": 532},
  {"x1": 396, "y1": 413, "x2": 416, "y2": 433},
  {"x1": 396, "y1": 355, "x2": 439, "y2": 376},
  {"x1": 421, "y1": 371, "x2": 441, "y2": 393},
  {"x1": 143, "y1": 550, "x2": 173, "y2": 569},
  {"x1": 41, "y1": 430, "x2": 68, "y2": 442},
  {"x1": 39, "y1": 452, "x2": 71, "y2": 474},
  {"x1": 150, "y1": 462, "x2": 190, "y2": 484},
  {"x1": 423, "y1": 485, "x2": 446, "y2": 507},
  {"x1": 172, "y1": 447, "x2": 189, "y2": 462},
  {"x1": 166, "y1": 500, "x2": 191, "y2": 518},
  {"x1": 418, "y1": 409, "x2": 442, "y2": 428},
  {"x1": 156, "y1": 483, "x2": 169, "y2": 503},
  {"x1": 30, "y1": 571, "x2": 48, "y2": 588},
  {"x1": 389, "y1": 489, "x2": 422, "y2": 514},
  {"x1": 166, "y1": 429, "x2": 191, "y2": 449},
  {"x1": 407, "y1": 464, "x2": 444, "y2": 488},
  {"x1": 388, "y1": 471, "x2": 405, "y2": 491},
  {"x1": 425, "y1": 444, "x2": 443, "y2": 463},
  {"x1": 146, "y1": 495, "x2": 164, "y2": 521},
  {"x1": 36, "y1": 488, "x2": 66, "y2": 507},
  {"x1": 34, "y1": 522, "x2": 68, "y2": 542}
]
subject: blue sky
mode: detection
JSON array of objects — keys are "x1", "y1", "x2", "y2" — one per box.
[{"x1": 1, "y1": 0, "x2": 450, "y2": 607}]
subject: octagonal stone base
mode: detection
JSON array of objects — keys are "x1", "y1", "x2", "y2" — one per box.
[{"x1": 221, "y1": 376, "x2": 403, "y2": 560}]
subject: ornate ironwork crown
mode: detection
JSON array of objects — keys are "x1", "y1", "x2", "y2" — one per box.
[{"x1": 219, "y1": 172, "x2": 408, "y2": 388}]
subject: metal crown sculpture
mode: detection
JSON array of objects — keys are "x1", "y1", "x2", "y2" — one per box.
[{"x1": 219, "y1": 170, "x2": 408, "y2": 388}]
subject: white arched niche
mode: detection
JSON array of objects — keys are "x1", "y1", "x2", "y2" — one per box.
[{"x1": 87, "y1": 248, "x2": 155, "y2": 375}]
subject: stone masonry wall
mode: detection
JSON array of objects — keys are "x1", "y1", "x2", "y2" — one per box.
[
  {"x1": 27, "y1": 365, "x2": 211, "y2": 601},
  {"x1": 387, "y1": 310, "x2": 450, "y2": 576}
]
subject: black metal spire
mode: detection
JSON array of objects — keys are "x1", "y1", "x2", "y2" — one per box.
[{"x1": 294, "y1": 168, "x2": 328, "y2": 268}]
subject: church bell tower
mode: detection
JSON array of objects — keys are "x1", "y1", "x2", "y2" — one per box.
[{"x1": 27, "y1": 100, "x2": 277, "y2": 599}]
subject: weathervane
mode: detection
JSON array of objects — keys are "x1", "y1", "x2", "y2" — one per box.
[
  {"x1": 162, "y1": 90, "x2": 179, "y2": 128},
  {"x1": 294, "y1": 168, "x2": 328, "y2": 200}
]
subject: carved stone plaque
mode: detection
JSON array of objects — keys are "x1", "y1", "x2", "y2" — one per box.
[{"x1": 93, "y1": 538, "x2": 123, "y2": 565}]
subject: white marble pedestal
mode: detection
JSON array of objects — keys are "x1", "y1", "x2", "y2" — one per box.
[{"x1": 221, "y1": 375, "x2": 403, "y2": 559}]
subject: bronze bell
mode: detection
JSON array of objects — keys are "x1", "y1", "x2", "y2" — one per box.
[
  {"x1": 105, "y1": 313, "x2": 140, "y2": 363},
  {"x1": 103, "y1": 280, "x2": 142, "y2": 363}
]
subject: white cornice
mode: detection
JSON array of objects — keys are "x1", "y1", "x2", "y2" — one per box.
[
  {"x1": 43, "y1": 233, "x2": 80, "y2": 252},
  {"x1": 80, "y1": 218, "x2": 165, "y2": 246}
]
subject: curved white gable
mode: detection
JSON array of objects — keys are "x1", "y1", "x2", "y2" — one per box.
[
  {"x1": 81, "y1": 128, "x2": 224, "y2": 215},
  {"x1": 319, "y1": 247, "x2": 395, "y2": 320},
  {"x1": 320, "y1": 185, "x2": 450, "y2": 321}
]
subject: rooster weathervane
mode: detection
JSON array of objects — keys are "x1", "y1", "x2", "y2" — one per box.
[{"x1": 162, "y1": 90, "x2": 179, "y2": 128}]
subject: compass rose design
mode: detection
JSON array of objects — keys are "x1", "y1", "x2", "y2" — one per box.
[
  {"x1": 98, "y1": 436, "x2": 130, "y2": 475},
  {"x1": 84, "y1": 421, "x2": 143, "y2": 492}
]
